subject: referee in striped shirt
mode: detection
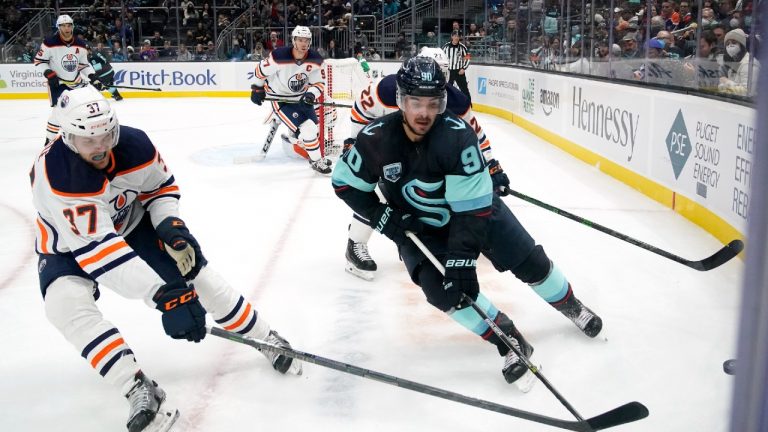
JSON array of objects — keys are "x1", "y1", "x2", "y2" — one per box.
[{"x1": 443, "y1": 30, "x2": 471, "y2": 103}]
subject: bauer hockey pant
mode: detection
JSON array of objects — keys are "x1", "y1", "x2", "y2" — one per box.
[{"x1": 398, "y1": 195, "x2": 561, "y2": 312}]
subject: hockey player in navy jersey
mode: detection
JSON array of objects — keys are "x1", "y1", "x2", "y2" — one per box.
[
  {"x1": 249, "y1": 26, "x2": 332, "y2": 174},
  {"x1": 31, "y1": 86, "x2": 301, "y2": 432},
  {"x1": 331, "y1": 57, "x2": 603, "y2": 386},
  {"x1": 342, "y1": 47, "x2": 509, "y2": 281},
  {"x1": 34, "y1": 14, "x2": 103, "y2": 144},
  {"x1": 86, "y1": 43, "x2": 123, "y2": 101}
]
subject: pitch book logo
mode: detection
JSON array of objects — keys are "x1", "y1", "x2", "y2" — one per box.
[
  {"x1": 114, "y1": 68, "x2": 217, "y2": 87},
  {"x1": 477, "y1": 77, "x2": 487, "y2": 95}
]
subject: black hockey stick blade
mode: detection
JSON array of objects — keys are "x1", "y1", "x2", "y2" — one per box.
[
  {"x1": 207, "y1": 326, "x2": 648, "y2": 431},
  {"x1": 689, "y1": 239, "x2": 744, "y2": 271},
  {"x1": 587, "y1": 402, "x2": 650, "y2": 430}
]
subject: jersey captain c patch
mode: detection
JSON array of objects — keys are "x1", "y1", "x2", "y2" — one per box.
[{"x1": 383, "y1": 162, "x2": 402, "y2": 183}]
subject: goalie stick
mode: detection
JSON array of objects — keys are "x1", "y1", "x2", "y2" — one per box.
[
  {"x1": 208, "y1": 326, "x2": 647, "y2": 431},
  {"x1": 233, "y1": 113, "x2": 279, "y2": 164},
  {"x1": 500, "y1": 187, "x2": 744, "y2": 271}
]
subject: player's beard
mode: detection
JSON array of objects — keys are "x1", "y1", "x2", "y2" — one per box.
[{"x1": 402, "y1": 113, "x2": 435, "y2": 140}]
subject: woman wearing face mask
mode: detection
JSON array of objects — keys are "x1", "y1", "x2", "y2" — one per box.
[{"x1": 719, "y1": 28, "x2": 760, "y2": 96}]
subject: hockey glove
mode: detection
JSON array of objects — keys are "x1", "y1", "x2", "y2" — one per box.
[
  {"x1": 488, "y1": 159, "x2": 510, "y2": 196},
  {"x1": 44, "y1": 69, "x2": 58, "y2": 89},
  {"x1": 156, "y1": 217, "x2": 207, "y2": 280},
  {"x1": 443, "y1": 254, "x2": 480, "y2": 309},
  {"x1": 301, "y1": 92, "x2": 316, "y2": 106},
  {"x1": 343, "y1": 137, "x2": 356, "y2": 152},
  {"x1": 153, "y1": 280, "x2": 207, "y2": 342},
  {"x1": 250, "y1": 84, "x2": 266, "y2": 105},
  {"x1": 88, "y1": 73, "x2": 106, "y2": 91},
  {"x1": 372, "y1": 205, "x2": 424, "y2": 246}
]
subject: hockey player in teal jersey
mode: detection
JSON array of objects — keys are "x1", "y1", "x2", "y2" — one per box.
[{"x1": 331, "y1": 57, "x2": 603, "y2": 385}]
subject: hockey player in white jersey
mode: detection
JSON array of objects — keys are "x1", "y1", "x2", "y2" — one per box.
[
  {"x1": 31, "y1": 86, "x2": 301, "y2": 432},
  {"x1": 250, "y1": 26, "x2": 332, "y2": 174},
  {"x1": 341, "y1": 47, "x2": 511, "y2": 280},
  {"x1": 34, "y1": 14, "x2": 103, "y2": 144}
]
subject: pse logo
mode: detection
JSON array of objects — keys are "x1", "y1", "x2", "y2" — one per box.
[
  {"x1": 114, "y1": 68, "x2": 218, "y2": 87},
  {"x1": 477, "y1": 77, "x2": 487, "y2": 95}
]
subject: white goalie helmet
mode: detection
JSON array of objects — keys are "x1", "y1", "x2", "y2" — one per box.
[
  {"x1": 56, "y1": 14, "x2": 74, "y2": 27},
  {"x1": 291, "y1": 26, "x2": 312, "y2": 44},
  {"x1": 418, "y1": 47, "x2": 450, "y2": 77},
  {"x1": 55, "y1": 86, "x2": 120, "y2": 153}
]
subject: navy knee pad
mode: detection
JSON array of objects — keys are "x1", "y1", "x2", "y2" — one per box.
[{"x1": 512, "y1": 245, "x2": 551, "y2": 284}]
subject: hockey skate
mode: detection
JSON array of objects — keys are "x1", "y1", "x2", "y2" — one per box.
[
  {"x1": 261, "y1": 330, "x2": 303, "y2": 375},
  {"x1": 501, "y1": 332, "x2": 536, "y2": 391},
  {"x1": 555, "y1": 294, "x2": 603, "y2": 338},
  {"x1": 309, "y1": 157, "x2": 332, "y2": 175},
  {"x1": 124, "y1": 371, "x2": 179, "y2": 432},
  {"x1": 345, "y1": 239, "x2": 377, "y2": 281},
  {"x1": 114, "y1": 91, "x2": 124, "y2": 101}
]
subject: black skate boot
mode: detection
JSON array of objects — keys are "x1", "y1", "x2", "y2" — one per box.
[
  {"x1": 114, "y1": 91, "x2": 124, "y2": 101},
  {"x1": 486, "y1": 312, "x2": 535, "y2": 385},
  {"x1": 309, "y1": 157, "x2": 332, "y2": 175},
  {"x1": 125, "y1": 371, "x2": 178, "y2": 432},
  {"x1": 553, "y1": 291, "x2": 603, "y2": 338},
  {"x1": 345, "y1": 239, "x2": 377, "y2": 281},
  {"x1": 262, "y1": 330, "x2": 303, "y2": 375}
]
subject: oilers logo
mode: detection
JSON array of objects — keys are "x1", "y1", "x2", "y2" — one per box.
[
  {"x1": 288, "y1": 73, "x2": 308, "y2": 93},
  {"x1": 109, "y1": 189, "x2": 137, "y2": 231},
  {"x1": 60, "y1": 53, "x2": 79, "y2": 73}
]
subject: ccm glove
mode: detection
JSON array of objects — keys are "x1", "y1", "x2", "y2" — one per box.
[
  {"x1": 153, "y1": 280, "x2": 207, "y2": 342},
  {"x1": 44, "y1": 69, "x2": 58, "y2": 87},
  {"x1": 250, "y1": 84, "x2": 266, "y2": 105},
  {"x1": 156, "y1": 217, "x2": 207, "y2": 280},
  {"x1": 372, "y1": 205, "x2": 424, "y2": 245},
  {"x1": 443, "y1": 254, "x2": 480, "y2": 309},
  {"x1": 301, "y1": 91, "x2": 316, "y2": 106},
  {"x1": 88, "y1": 73, "x2": 106, "y2": 91},
  {"x1": 488, "y1": 159, "x2": 510, "y2": 196}
]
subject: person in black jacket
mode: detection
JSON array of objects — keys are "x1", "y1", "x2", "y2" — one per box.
[{"x1": 86, "y1": 43, "x2": 123, "y2": 101}]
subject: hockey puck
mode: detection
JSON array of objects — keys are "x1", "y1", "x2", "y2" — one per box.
[{"x1": 723, "y1": 359, "x2": 736, "y2": 375}]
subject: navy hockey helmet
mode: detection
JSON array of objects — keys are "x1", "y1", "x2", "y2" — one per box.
[{"x1": 396, "y1": 56, "x2": 447, "y2": 113}]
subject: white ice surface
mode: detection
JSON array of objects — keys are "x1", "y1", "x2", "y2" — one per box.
[{"x1": 0, "y1": 98, "x2": 743, "y2": 432}]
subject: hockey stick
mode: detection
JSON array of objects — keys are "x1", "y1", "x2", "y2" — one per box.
[
  {"x1": 265, "y1": 97, "x2": 353, "y2": 108},
  {"x1": 109, "y1": 84, "x2": 162, "y2": 91},
  {"x1": 208, "y1": 326, "x2": 646, "y2": 431},
  {"x1": 500, "y1": 187, "x2": 744, "y2": 271}
]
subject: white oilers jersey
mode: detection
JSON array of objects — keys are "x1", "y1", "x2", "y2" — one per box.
[
  {"x1": 30, "y1": 126, "x2": 180, "y2": 301},
  {"x1": 252, "y1": 46, "x2": 325, "y2": 101},
  {"x1": 350, "y1": 74, "x2": 495, "y2": 163},
  {"x1": 34, "y1": 34, "x2": 95, "y2": 85}
]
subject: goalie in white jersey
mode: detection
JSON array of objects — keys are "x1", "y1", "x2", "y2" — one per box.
[
  {"x1": 341, "y1": 47, "x2": 512, "y2": 281},
  {"x1": 250, "y1": 26, "x2": 332, "y2": 174},
  {"x1": 31, "y1": 86, "x2": 301, "y2": 432},
  {"x1": 34, "y1": 14, "x2": 105, "y2": 144}
]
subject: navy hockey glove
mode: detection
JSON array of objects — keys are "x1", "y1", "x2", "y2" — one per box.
[
  {"x1": 343, "y1": 137, "x2": 356, "y2": 152},
  {"x1": 442, "y1": 254, "x2": 480, "y2": 309},
  {"x1": 250, "y1": 84, "x2": 266, "y2": 105},
  {"x1": 372, "y1": 205, "x2": 424, "y2": 245},
  {"x1": 155, "y1": 217, "x2": 207, "y2": 280},
  {"x1": 301, "y1": 92, "x2": 316, "y2": 106},
  {"x1": 488, "y1": 159, "x2": 510, "y2": 196},
  {"x1": 88, "y1": 73, "x2": 106, "y2": 91},
  {"x1": 153, "y1": 280, "x2": 207, "y2": 342}
]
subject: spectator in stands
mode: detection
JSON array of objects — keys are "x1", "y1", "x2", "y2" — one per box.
[
  {"x1": 110, "y1": 17, "x2": 134, "y2": 47},
  {"x1": 194, "y1": 43, "x2": 208, "y2": 61},
  {"x1": 353, "y1": 27, "x2": 368, "y2": 52},
  {"x1": 467, "y1": 23, "x2": 481, "y2": 37},
  {"x1": 150, "y1": 31, "x2": 165, "y2": 48},
  {"x1": 16, "y1": 41, "x2": 35, "y2": 63},
  {"x1": 620, "y1": 32, "x2": 641, "y2": 58},
  {"x1": 701, "y1": 7, "x2": 718, "y2": 28},
  {"x1": 227, "y1": 40, "x2": 246, "y2": 61},
  {"x1": 202, "y1": 3, "x2": 213, "y2": 22},
  {"x1": 383, "y1": 0, "x2": 399, "y2": 18},
  {"x1": 206, "y1": 40, "x2": 217, "y2": 60},
  {"x1": 368, "y1": 47, "x2": 381, "y2": 60},
  {"x1": 719, "y1": 28, "x2": 760, "y2": 96},
  {"x1": 177, "y1": 43, "x2": 193, "y2": 61},
  {"x1": 395, "y1": 31, "x2": 407, "y2": 59},
  {"x1": 248, "y1": 42, "x2": 266, "y2": 61},
  {"x1": 182, "y1": 0, "x2": 198, "y2": 26},
  {"x1": 682, "y1": 30, "x2": 722, "y2": 89},
  {"x1": 660, "y1": 1, "x2": 681, "y2": 32},
  {"x1": 159, "y1": 40, "x2": 177, "y2": 59},
  {"x1": 139, "y1": 39, "x2": 159, "y2": 61},
  {"x1": 127, "y1": 45, "x2": 141, "y2": 61},
  {"x1": 265, "y1": 31, "x2": 284, "y2": 52},
  {"x1": 112, "y1": 41, "x2": 126, "y2": 62},
  {"x1": 656, "y1": 30, "x2": 685, "y2": 59},
  {"x1": 712, "y1": 24, "x2": 727, "y2": 52},
  {"x1": 195, "y1": 22, "x2": 210, "y2": 45},
  {"x1": 184, "y1": 30, "x2": 197, "y2": 47},
  {"x1": 560, "y1": 40, "x2": 590, "y2": 74},
  {"x1": 326, "y1": 39, "x2": 344, "y2": 59}
]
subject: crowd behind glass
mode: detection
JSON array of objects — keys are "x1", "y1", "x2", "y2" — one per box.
[{"x1": 0, "y1": 0, "x2": 760, "y2": 99}]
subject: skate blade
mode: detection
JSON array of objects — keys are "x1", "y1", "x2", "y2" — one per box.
[
  {"x1": 144, "y1": 404, "x2": 180, "y2": 432},
  {"x1": 513, "y1": 367, "x2": 538, "y2": 393},
  {"x1": 286, "y1": 359, "x2": 303, "y2": 376},
  {"x1": 345, "y1": 264, "x2": 375, "y2": 281}
]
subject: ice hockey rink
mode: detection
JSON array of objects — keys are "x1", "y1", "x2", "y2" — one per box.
[{"x1": 0, "y1": 96, "x2": 743, "y2": 431}]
